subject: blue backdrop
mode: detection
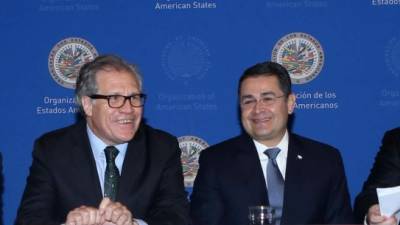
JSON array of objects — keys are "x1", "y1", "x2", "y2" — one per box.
[{"x1": 1, "y1": 1, "x2": 400, "y2": 224}]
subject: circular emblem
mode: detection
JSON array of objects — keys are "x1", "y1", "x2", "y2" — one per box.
[
  {"x1": 272, "y1": 32, "x2": 324, "y2": 84},
  {"x1": 162, "y1": 36, "x2": 211, "y2": 85},
  {"x1": 178, "y1": 135, "x2": 209, "y2": 188},
  {"x1": 385, "y1": 37, "x2": 400, "y2": 78},
  {"x1": 48, "y1": 37, "x2": 98, "y2": 89}
]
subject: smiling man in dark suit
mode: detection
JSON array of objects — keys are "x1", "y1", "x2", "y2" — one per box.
[
  {"x1": 190, "y1": 61, "x2": 354, "y2": 225},
  {"x1": 16, "y1": 55, "x2": 189, "y2": 225}
]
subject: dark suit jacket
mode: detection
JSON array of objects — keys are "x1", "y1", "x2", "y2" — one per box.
[
  {"x1": 15, "y1": 121, "x2": 190, "y2": 225},
  {"x1": 354, "y1": 127, "x2": 400, "y2": 223},
  {"x1": 190, "y1": 133, "x2": 353, "y2": 225}
]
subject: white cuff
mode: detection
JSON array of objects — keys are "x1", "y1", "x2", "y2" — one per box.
[{"x1": 135, "y1": 218, "x2": 148, "y2": 225}]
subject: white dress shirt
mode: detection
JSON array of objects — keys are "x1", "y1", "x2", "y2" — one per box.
[
  {"x1": 253, "y1": 130, "x2": 289, "y2": 188},
  {"x1": 87, "y1": 125, "x2": 128, "y2": 194}
]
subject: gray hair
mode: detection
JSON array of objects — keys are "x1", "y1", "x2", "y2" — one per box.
[{"x1": 75, "y1": 55, "x2": 143, "y2": 112}]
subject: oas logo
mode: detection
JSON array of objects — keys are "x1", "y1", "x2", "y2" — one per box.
[
  {"x1": 48, "y1": 37, "x2": 98, "y2": 89},
  {"x1": 178, "y1": 135, "x2": 209, "y2": 188},
  {"x1": 272, "y1": 32, "x2": 324, "y2": 84},
  {"x1": 162, "y1": 36, "x2": 211, "y2": 85},
  {"x1": 385, "y1": 37, "x2": 400, "y2": 78}
]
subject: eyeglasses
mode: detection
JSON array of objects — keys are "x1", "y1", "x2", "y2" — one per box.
[
  {"x1": 240, "y1": 94, "x2": 285, "y2": 109},
  {"x1": 90, "y1": 94, "x2": 146, "y2": 108}
]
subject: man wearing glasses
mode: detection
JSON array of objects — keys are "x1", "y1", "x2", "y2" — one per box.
[
  {"x1": 190, "y1": 61, "x2": 353, "y2": 225},
  {"x1": 16, "y1": 55, "x2": 189, "y2": 225}
]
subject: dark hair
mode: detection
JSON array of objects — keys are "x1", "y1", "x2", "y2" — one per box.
[
  {"x1": 75, "y1": 54, "x2": 142, "y2": 111},
  {"x1": 238, "y1": 61, "x2": 292, "y2": 97}
]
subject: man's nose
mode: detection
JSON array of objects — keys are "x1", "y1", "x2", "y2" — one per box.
[
  {"x1": 253, "y1": 99, "x2": 269, "y2": 113},
  {"x1": 119, "y1": 98, "x2": 134, "y2": 113}
]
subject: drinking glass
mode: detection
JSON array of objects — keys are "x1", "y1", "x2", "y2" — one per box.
[{"x1": 248, "y1": 205, "x2": 275, "y2": 225}]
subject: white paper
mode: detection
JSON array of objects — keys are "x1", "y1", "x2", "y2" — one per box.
[{"x1": 377, "y1": 186, "x2": 400, "y2": 221}]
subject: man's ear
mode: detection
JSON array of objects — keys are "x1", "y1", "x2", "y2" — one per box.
[
  {"x1": 81, "y1": 96, "x2": 93, "y2": 117},
  {"x1": 287, "y1": 93, "x2": 296, "y2": 115}
]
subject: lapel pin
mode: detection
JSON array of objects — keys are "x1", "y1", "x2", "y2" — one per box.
[{"x1": 297, "y1": 155, "x2": 303, "y2": 160}]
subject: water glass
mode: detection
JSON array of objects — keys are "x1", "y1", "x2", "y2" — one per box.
[{"x1": 248, "y1": 205, "x2": 275, "y2": 225}]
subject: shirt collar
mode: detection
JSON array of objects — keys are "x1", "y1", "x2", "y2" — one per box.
[
  {"x1": 86, "y1": 124, "x2": 128, "y2": 159},
  {"x1": 253, "y1": 130, "x2": 289, "y2": 160}
]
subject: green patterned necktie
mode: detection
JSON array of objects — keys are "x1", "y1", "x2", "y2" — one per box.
[{"x1": 104, "y1": 146, "x2": 120, "y2": 201}]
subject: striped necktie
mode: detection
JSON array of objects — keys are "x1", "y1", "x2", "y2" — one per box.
[{"x1": 264, "y1": 148, "x2": 284, "y2": 224}]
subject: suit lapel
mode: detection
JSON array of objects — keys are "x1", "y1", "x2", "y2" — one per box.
[
  {"x1": 117, "y1": 125, "x2": 147, "y2": 202},
  {"x1": 234, "y1": 134, "x2": 268, "y2": 206},
  {"x1": 70, "y1": 122, "x2": 103, "y2": 204},
  {"x1": 281, "y1": 134, "x2": 306, "y2": 223}
]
